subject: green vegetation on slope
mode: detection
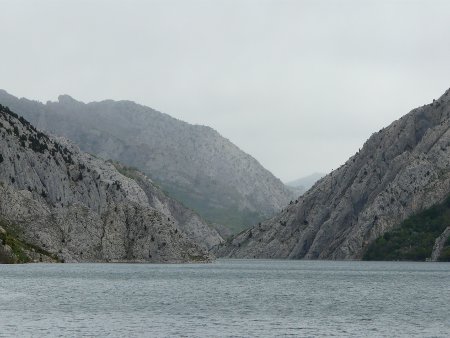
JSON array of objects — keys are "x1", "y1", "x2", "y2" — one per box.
[
  {"x1": 0, "y1": 219, "x2": 60, "y2": 263},
  {"x1": 110, "y1": 161, "x2": 141, "y2": 181},
  {"x1": 161, "y1": 183, "x2": 263, "y2": 234},
  {"x1": 363, "y1": 196, "x2": 450, "y2": 261},
  {"x1": 111, "y1": 160, "x2": 255, "y2": 234}
]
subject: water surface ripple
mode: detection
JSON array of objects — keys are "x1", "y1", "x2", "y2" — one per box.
[{"x1": 0, "y1": 260, "x2": 449, "y2": 337}]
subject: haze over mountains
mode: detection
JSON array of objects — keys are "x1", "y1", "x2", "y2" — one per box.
[
  {"x1": 0, "y1": 104, "x2": 219, "y2": 263},
  {"x1": 0, "y1": 90, "x2": 293, "y2": 233},
  {"x1": 285, "y1": 172, "x2": 324, "y2": 197},
  {"x1": 3, "y1": 86, "x2": 450, "y2": 263},
  {"x1": 218, "y1": 88, "x2": 450, "y2": 261}
]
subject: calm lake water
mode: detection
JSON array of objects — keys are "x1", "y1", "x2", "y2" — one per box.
[{"x1": 0, "y1": 259, "x2": 449, "y2": 337}]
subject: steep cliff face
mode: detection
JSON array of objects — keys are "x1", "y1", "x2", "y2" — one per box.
[
  {"x1": 218, "y1": 88, "x2": 450, "y2": 260},
  {"x1": 0, "y1": 91, "x2": 293, "y2": 232},
  {"x1": 0, "y1": 104, "x2": 215, "y2": 263}
]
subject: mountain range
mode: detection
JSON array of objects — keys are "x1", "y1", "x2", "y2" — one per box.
[
  {"x1": 3, "y1": 87, "x2": 450, "y2": 263},
  {"x1": 0, "y1": 90, "x2": 293, "y2": 233}
]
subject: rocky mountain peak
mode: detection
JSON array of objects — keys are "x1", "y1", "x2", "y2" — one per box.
[{"x1": 57, "y1": 94, "x2": 82, "y2": 105}]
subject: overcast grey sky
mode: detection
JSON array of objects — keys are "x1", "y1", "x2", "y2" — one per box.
[{"x1": 1, "y1": 0, "x2": 450, "y2": 181}]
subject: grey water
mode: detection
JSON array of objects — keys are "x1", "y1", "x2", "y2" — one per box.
[{"x1": 0, "y1": 260, "x2": 449, "y2": 337}]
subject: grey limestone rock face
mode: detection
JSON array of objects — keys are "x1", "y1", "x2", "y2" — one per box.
[
  {"x1": 218, "y1": 88, "x2": 450, "y2": 260},
  {"x1": 0, "y1": 104, "x2": 214, "y2": 263},
  {"x1": 111, "y1": 162, "x2": 223, "y2": 250},
  {"x1": 0, "y1": 90, "x2": 293, "y2": 232}
]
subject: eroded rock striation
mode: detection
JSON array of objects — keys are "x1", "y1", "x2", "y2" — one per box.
[
  {"x1": 0, "y1": 104, "x2": 218, "y2": 263},
  {"x1": 431, "y1": 227, "x2": 450, "y2": 261},
  {"x1": 218, "y1": 88, "x2": 450, "y2": 260}
]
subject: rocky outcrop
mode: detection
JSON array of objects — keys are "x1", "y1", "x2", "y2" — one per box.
[
  {"x1": 0, "y1": 104, "x2": 214, "y2": 263},
  {"x1": 111, "y1": 162, "x2": 223, "y2": 250},
  {"x1": 0, "y1": 225, "x2": 17, "y2": 263},
  {"x1": 431, "y1": 227, "x2": 450, "y2": 261},
  {"x1": 0, "y1": 90, "x2": 293, "y2": 232},
  {"x1": 218, "y1": 87, "x2": 450, "y2": 260}
]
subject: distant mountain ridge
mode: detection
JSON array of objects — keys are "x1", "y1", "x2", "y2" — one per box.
[
  {"x1": 218, "y1": 87, "x2": 450, "y2": 260},
  {"x1": 0, "y1": 104, "x2": 218, "y2": 263},
  {"x1": 286, "y1": 172, "x2": 325, "y2": 190},
  {"x1": 0, "y1": 90, "x2": 293, "y2": 233},
  {"x1": 285, "y1": 172, "x2": 324, "y2": 197}
]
